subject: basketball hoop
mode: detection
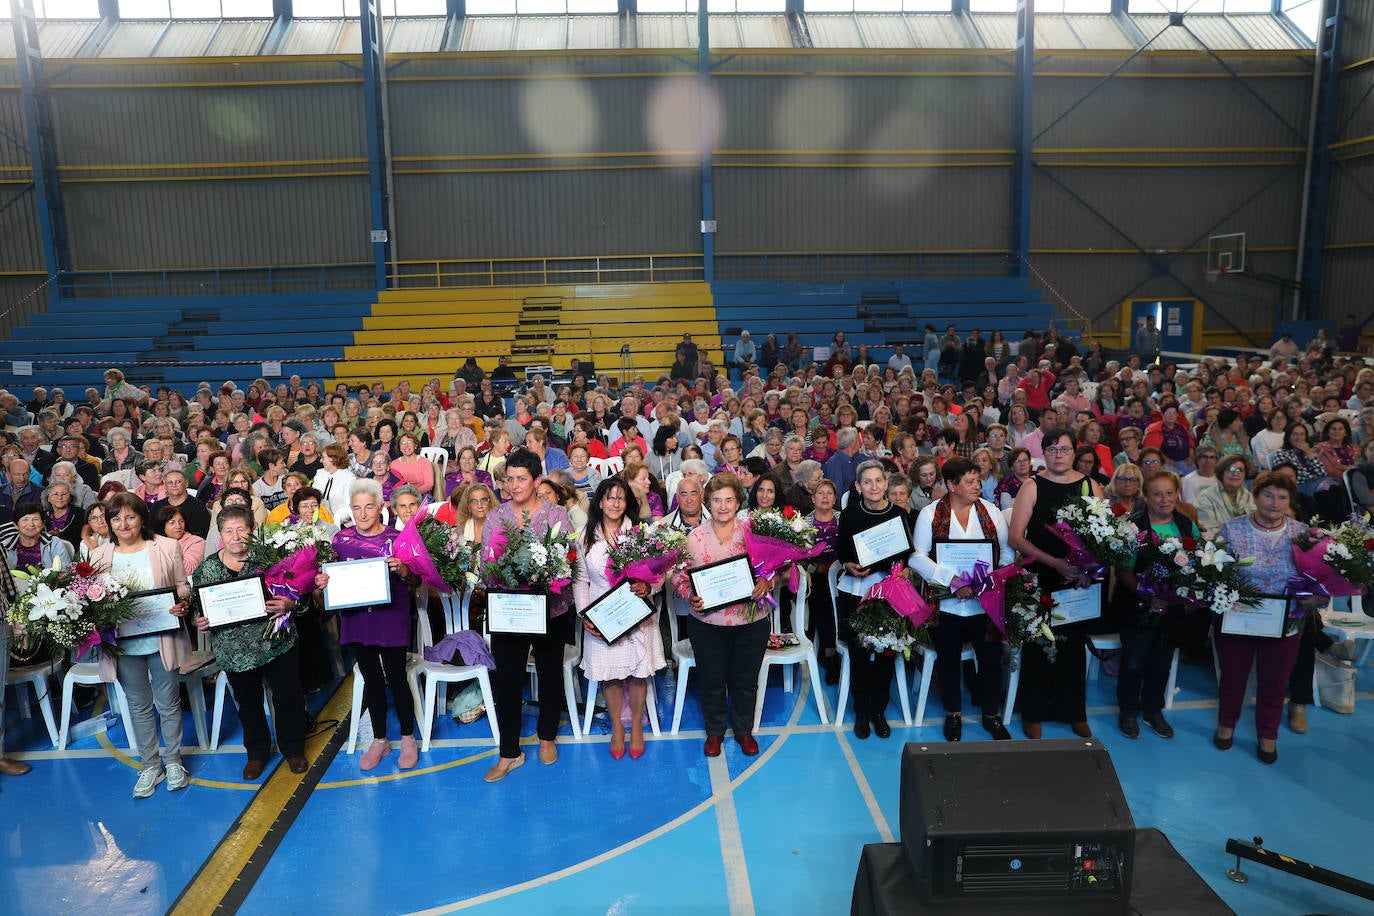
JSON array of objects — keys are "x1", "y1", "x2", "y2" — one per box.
[{"x1": 1205, "y1": 266, "x2": 1224, "y2": 285}]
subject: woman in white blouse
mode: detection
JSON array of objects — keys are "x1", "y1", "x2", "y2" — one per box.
[
  {"x1": 910, "y1": 457, "x2": 1013, "y2": 743},
  {"x1": 311, "y1": 443, "x2": 356, "y2": 526}
]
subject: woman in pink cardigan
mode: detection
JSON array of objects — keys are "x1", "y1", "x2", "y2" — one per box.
[
  {"x1": 389, "y1": 431, "x2": 435, "y2": 495},
  {"x1": 91, "y1": 492, "x2": 193, "y2": 799}
]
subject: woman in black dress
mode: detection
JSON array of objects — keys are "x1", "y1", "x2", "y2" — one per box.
[
  {"x1": 1008, "y1": 428, "x2": 1102, "y2": 739},
  {"x1": 836, "y1": 460, "x2": 911, "y2": 740}
]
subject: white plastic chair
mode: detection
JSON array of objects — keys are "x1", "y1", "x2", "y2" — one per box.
[
  {"x1": 420, "y1": 446, "x2": 448, "y2": 478},
  {"x1": 523, "y1": 614, "x2": 584, "y2": 740},
  {"x1": 411, "y1": 590, "x2": 498, "y2": 751},
  {"x1": 668, "y1": 593, "x2": 697, "y2": 734},
  {"x1": 911, "y1": 641, "x2": 979, "y2": 729},
  {"x1": 603, "y1": 456, "x2": 625, "y2": 476},
  {"x1": 346, "y1": 609, "x2": 426, "y2": 754},
  {"x1": 754, "y1": 572, "x2": 828, "y2": 728},
  {"x1": 58, "y1": 660, "x2": 134, "y2": 751},
  {"x1": 826, "y1": 565, "x2": 854, "y2": 726},
  {"x1": 581, "y1": 666, "x2": 662, "y2": 739},
  {"x1": 663, "y1": 470, "x2": 684, "y2": 502},
  {"x1": 1003, "y1": 648, "x2": 1021, "y2": 721},
  {"x1": 1322, "y1": 594, "x2": 1374, "y2": 667},
  {"x1": 1088, "y1": 633, "x2": 1180, "y2": 711},
  {"x1": 7, "y1": 660, "x2": 60, "y2": 747},
  {"x1": 587, "y1": 457, "x2": 613, "y2": 477}
]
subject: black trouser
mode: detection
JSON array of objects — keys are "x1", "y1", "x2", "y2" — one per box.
[
  {"x1": 1116, "y1": 620, "x2": 1176, "y2": 718},
  {"x1": 1019, "y1": 626, "x2": 1087, "y2": 724},
  {"x1": 227, "y1": 645, "x2": 308, "y2": 762},
  {"x1": 352, "y1": 643, "x2": 415, "y2": 740},
  {"x1": 808, "y1": 564, "x2": 838, "y2": 659},
  {"x1": 933, "y1": 613, "x2": 1003, "y2": 718},
  {"x1": 687, "y1": 615, "x2": 770, "y2": 737},
  {"x1": 838, "y1": 592, "x2": 897, "y2": 720},
  {"x1": 1288, "y1": 613, "x2": 1334, "y2": 706},
  {"x1": 294, "y1": 605, "x2": 335, "y2": 692},
  {"x1": 490, "y1": 613, "x2": 571, "y2": 759}
]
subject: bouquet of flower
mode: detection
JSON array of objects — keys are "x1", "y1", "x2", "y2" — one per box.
[
  {"x1": 746, "y1": 509, "x2": 825, "y2": 597},
  {"x1": 1051, "y1": 496, "x2": 1140, "y2": 579},
  {"x1": 480, "y1": 520, "x2": 578, "y2": 593},
  {"x1": 8, "y1": 557, "x2": 141, "y2": 659},
  {"x1": 1134, "y1": 532, "x2": 1261, "y2": 618},
  {"x1": 849, "y1": 563, "x2": 933, "y2": 660},
  {"x1": 1003, "y1": 565, "x2": 1057, "y2": 662},
  {"x1": 925, "y1": 560, "x2": 1024, "y2": 634},
  {"x1": 391, "y1": 514, "x2": 479, "y2": 595},
  {"x1": 607, "y1": 521, "x2": 688, "y2": 589},
  {"x1": 245, "y1": 521, "x2": 338, "y2": 639},
  {"x1": 1292, "y1": 521, "x2": 1374, "y2": 597}
]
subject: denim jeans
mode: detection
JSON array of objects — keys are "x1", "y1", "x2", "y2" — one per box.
[{"x1": 116, "y1": 650, "x2": 183, "y2": 771}]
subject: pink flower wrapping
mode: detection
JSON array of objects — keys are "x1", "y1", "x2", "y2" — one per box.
[
  {"x1": 865, "y1": 563, "x2": 932, "y2": 628},
  {"x1": 264, "y1": 545, "x2": 324, "y2": 602},
  {"x1": 744, "y1": 526, "x2": 824, "y2": 592},
  {"x1": 949, "y1": 560, "x2": 1023, "y2": 635},
  {"x1": 393, "y1": 514, "x2": 451, "y2": 594},
  {"x1": 607, "y1": 553, "x2": 681, "y2": 590},
  {"x1": 1292, "y1": 538, "x2": 1363, "y2": 597}
]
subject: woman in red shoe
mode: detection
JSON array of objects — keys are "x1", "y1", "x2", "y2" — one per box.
[
  {"x1": 673, "y1": 473, "x2": 775, "y2": 758},
  {"x1": 325, "y1": 479, "x2": 422, "y2": 773},
  {"x1": 574, "y1": 478, "x2": 663, "y2": 760}
]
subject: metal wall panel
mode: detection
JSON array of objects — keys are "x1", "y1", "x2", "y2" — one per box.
[
  {"x1": 1327, "y1": 158, "x2": 1374, "y2": 244},
  {"x1": 905, "y1": 15, "x2": 973, "y2": 49},
  {"x1": 37, "y1": 21, "x2": 99, "y2": 58},
  {"x1": 61, "y1": 176, "x2": 369, "y2": 268},
  {"x1": 1341, "y1": 0, "x2": 1374, "y2": 60},
  {"x1": 388, "y1": 17, "x2": 446, "y2": 53},
  {"x1": 1066, "y1": 16, "x2": 1135, "y2": 51},
  {"x1": 0, "y1": 90, "x2": 27, "y2": 171},
  {"x1": 856, "y1": 16, "x2": 917, "y2": 50},
  {"x1": 51, "y1": 81, "x2": 366, "y2": 165},
  {"x1": 1320, "y1": 251, "x2": 1374, "y2": 322},
  {"x1": 1231, "y1": 14, "x2": 1312, "y2": 50},
  {"x1": 462, "y1": 18, "x2": 518, "y2": 52},
  {"x1": 391, "y1": 168, "x2": 699, "y2": 260},
  {"x1": 734, "y1": 16, "x2": 791, "y2": 49},
  {"x1": 636, "y1": 14, "x2": 695, "y2": 49},
  {"x1": 153, "y1": 21, "x2": 219, "y2": 58},
  {"x1": 514, "y1": 17, "x2": 567, "y2": 51},
  {"x1": 1129, "y1": 17, "x2": 1204, "y2": 51},
  {"x1": 0, "y1": 192, "x2": 43, "y2": 272},
  {"x1": 98, "y1": 23, "x2": 166, "y2": 59},
  {"x1": 806, "y1": 16, "x2": 865, "y2": 50},
  {"x1": 204, "y1": 20, "x2": 272, "y2": 56},
  {"x1": 277, "y1": 19, "x2": 347, "y2": 56},
  {"x1": 715, "y1": 166, "x2": 1010, "y2": 252},
  {"x1": 567, "y1": 16, "x2": 618, "y2": 50}
]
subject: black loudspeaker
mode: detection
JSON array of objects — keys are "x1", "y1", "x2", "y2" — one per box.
[{"x1": 900, "y1": 739, "x2": 1135, "y2": 908}]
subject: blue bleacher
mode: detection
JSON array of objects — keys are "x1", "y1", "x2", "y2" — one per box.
[{"x1": 3, "y1": 290, "x2": 375, "y2": 398}]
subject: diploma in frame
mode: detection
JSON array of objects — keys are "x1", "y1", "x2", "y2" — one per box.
[
  {"x1": 582, "y1": 581, "x2": 656, "y2": 645},
  {"x1": 1220, "y1": 595, "x2": 1288, "y2": 639},
  {"x1": 116, "y1": 587, "x2": 180, "y2": 639},
  {"x1": 487, "y1": 590, "x2": 549, "y2": 636},
  {"x1": 688, "y1": 555, "x2": 757, "y2": 614},
  {"x1": 1050, "y1": 582, "x2": 1103, "y2": 628},
  {"x1": 197, "y1": 575, "x2": 270, "y2": 630},
  {"x1": 853, "y1": 515, "x2": 911, "y2": 569},
  {"x1": 323, "y1": 556, "x2": 392, "y2": 612},
  {"x1": 932, "y1": 539, "x2": 995, "y2": 578}
]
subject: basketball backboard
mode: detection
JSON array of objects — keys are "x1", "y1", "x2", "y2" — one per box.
[{"x1": 1206, "y1": 233, "x2": 1246, "y2": 282}]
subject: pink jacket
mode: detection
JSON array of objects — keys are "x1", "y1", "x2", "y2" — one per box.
[{"x1": 89, "y1": 535, "x2": 193, "y2": 682}]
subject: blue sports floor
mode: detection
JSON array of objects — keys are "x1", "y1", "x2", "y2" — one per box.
[{"x1": 3, "y1": 656, "x2": 1373, "y2": 915}]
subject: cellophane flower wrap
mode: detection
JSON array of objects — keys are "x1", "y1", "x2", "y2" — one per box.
[
  {"x1": 1292, "y1": 521, "x2": 1374, "y2": 598},
  {"x1": 850, "y1": 564, "x2": 932, "y2": 660},
  {"x1": 480, "y1": 520, "x2": 578, "y2": 594},
  {"x1": 1051, "y1": 495, "x2": 1139, "y2": 579},
  {"x1": 7, "y1": 557, "x2": 141, "y2": 659},
  {"x1": 925, "y1": 560, "x2": 1023, "y2": 634},
  {"x1": 1003, "y1": 565, "x2": 1057, "y2": 663},
  {"x1": 246, "y1": 520, "x2": 338, "y2": 639},
  {"x1": 397, "y1": 515, "x2": 478, "y2": 594},
  {"x1": 745, "y1": 509, "x2": 825, "y2": 594},
  {"x1": 606, "y1": 520, "x2": 687, "y2": 589},
  {"x1": 1133, "y1": 531, "x2": 1260, "y2": 619}
]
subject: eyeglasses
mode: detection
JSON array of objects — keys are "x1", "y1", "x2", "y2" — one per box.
[
  {"x1": 601, "y1": 494, "x2": 626, "y2": 503},
  {"x1": 469, "y1": 496, "x2": 491, "y2": 505},
  {"x1": 1142, "y1": 458, "x2": 1163, "y2": 466},
  {"x1": 1044, "y1": 446, "x2": 1074, "y2": 455},
  {"x1": 1223, "y1": 467, "x2": 1246, "y2": 475}
]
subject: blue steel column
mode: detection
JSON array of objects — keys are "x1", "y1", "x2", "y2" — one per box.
[
  {"x1": 1011, "y1": 0, "x2": 1033, "y2": 277},
  {"x1": 360, "y1": 0, "x2": 392, "y2": 290},
  {"x1": 1297, "y1": 0, "x2": 1343, "y2": 318},
  {"x1": 698, "y1": 2, "x2": 714, "y2": 283},
  {"x1": 10, "y1": 0, "x2": 70, "y2": 292}
]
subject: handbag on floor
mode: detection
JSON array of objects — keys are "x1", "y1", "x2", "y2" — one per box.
[{"x1": 1313, "y1": 649, "x2": 1357, "y2": 715}]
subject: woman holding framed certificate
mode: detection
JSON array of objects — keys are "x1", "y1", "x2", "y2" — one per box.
[
  {"x1": 574, "y1": 478, "x2": 665, "y2": 760},
  {"x1": 89, "y1": 493, "x2": 193, "y2": 799},
  {"x1": 192, "y1": 506, "x2": 309, "y2": 780},
  {"x1": 909, "y1": 458, "x2": 1013, "y2": 743},
  {"x1": 672, "y1": 472, "x2": 777, "y2": 758},
  {"x1": 1008, "y1": 429, "x2": 1101, "y2": 740},
  {"x1": 1216, "y1": 473, "x2": 1324, "y2": 764},
  {"x1": 480, "y1": 448, "x2": 576, "y2": 783},
  {"x1": 836, "y1": 460, "x2": 912, "y2": 740},
  {"x1": 327, "y1": 479, "x2": 424, "y2": 772}
]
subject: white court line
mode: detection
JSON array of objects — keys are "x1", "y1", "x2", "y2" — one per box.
[
  {"x1": 834, "y1": 729, "x2": 895, "y2": 843},
  {"x1": 709, "y1": 751, "x2": 756, "y2": 916},
  {"x1": 405, "y1": 680, "x2": 814, "y2": 915}
]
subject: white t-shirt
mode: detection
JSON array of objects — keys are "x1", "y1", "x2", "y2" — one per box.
[{"x1": 112, "y1": 547, "x2": 159, "y2": 656}]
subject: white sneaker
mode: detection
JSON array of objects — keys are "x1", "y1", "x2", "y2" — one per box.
[
  {"x1": 165, "y1": 761, "x2": 190, "y2": 792},
  {"x1": 133, "y1": 767, "x2": 165, "y2": 799}
]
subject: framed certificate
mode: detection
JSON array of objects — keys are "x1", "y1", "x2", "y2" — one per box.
[
  {"x1": 688, "y1": 555, "x2": 757, "y2": 614},
  {"x1": 323, "y1": 556, "x2": 392, "y2": 612},
  {"x1": 116, "y1": 587, "x2": 181, "y2": 640},
  {"x1": 1221, "y1": 595, "x2": 1287, "y2": 639},
  {"x1": 582, "y1": 580, "x2": 656, "y2": 645},
  {"x1": 197, "y1": 575, "x2": 270, "y2": 630},
  {"x1": 1050, "y1": 582, "x2": 1103, "y2": 628},
  {"x1": 487, "y1": 590, "x2": 548, "y2": 636},
  {"x1": 932, "y1": 539, "x2": 995, "y2": 578},
  {"x1": 852, "y1": 515, "x2": 910, "y2": 569}
]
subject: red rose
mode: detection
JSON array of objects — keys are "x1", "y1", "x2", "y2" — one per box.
[
  {"x1": 74, "y1": 562, "x2": 94, "y2": 577},
  {"x1": 782, "y1": 505, "x2": 796, "y2": 519},
  {"x1": 1039, "y1": 593, "x2": 1055, "y2": 608},
  {"x1": 1111, "y1": 503, "x2": 1127, "y2": 517},
  {"x1": 1182, "y1": 537, "x2": 1197, "y2": 551},
  {"x1": 1364, "y1": 539, "x2": 1374, "y2": 550}
]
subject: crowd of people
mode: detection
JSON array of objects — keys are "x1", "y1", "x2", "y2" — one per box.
[{"x1": 0, "y1": 315, "x2": 1370, "y2": 788}]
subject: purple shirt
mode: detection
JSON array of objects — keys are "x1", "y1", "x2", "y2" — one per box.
[{"x1": 332, "y1": 525, "x2": 410, "y2": 648}]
